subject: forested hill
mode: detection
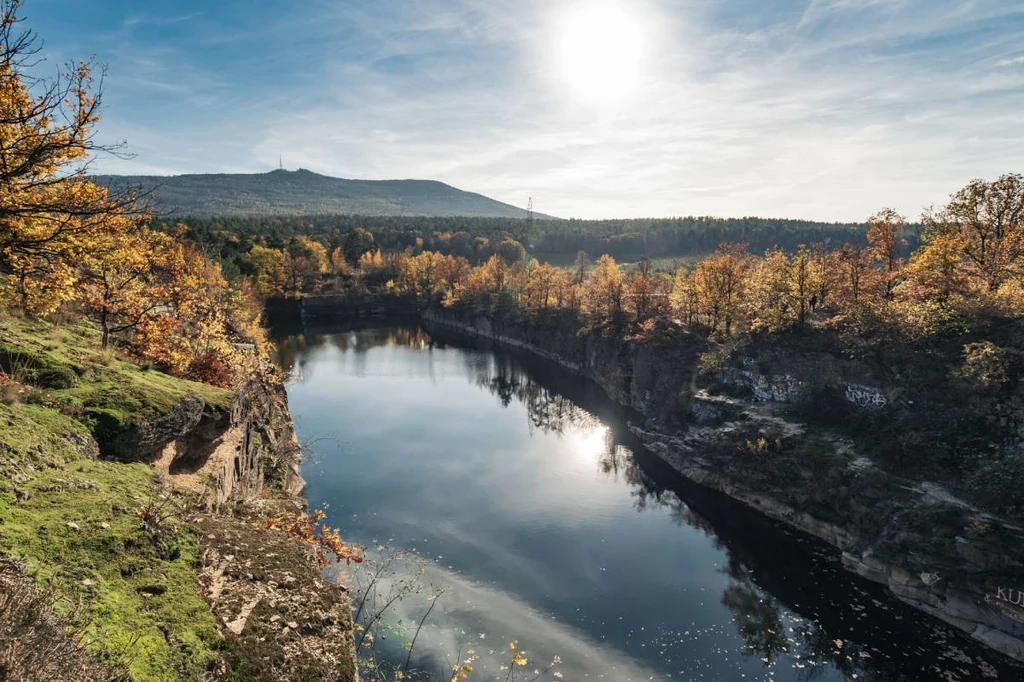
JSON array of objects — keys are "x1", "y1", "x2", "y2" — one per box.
[{"x1": 92, "y1": 169, "x2": 540, "y2": 218}]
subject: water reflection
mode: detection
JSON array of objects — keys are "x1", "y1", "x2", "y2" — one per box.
[
  {"x1": 466, "y1": 344, "x2": 1016, "y2": 680},
  {"x1": 277, "y1": 324, "x2": 1019, "y2": 682}
]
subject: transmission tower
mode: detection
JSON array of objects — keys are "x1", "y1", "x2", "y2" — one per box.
[{"x1": 527, "y1": 197, "x2": 534, "y2": 229}]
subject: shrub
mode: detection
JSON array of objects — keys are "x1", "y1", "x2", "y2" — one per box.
[
  {"x1": 258, "y1": 507, "x2": 364, "y2": 567},
  {"x1": 0, "y1": 381, "x2": 23, "y2": 406},
  {"x1": 0, "y1": 371, "x2": 29, "y2": 406},
  {"x1": 100, "y1": 347, "x2": 117, "y2": 365},
  {"x1": 956, "y1": 341, "x2": 1021, "y2": 391},
  {"x1": 186, "y1": 352, "x2": 233, "y2": 388},
  {"x1": 697, "y1": 344, "x2": 732, "y2": 379},
  {"x1": 0, "y1": 562, "x2": 129, "y2": 681},
  {"x1": 967, "y1": 450, "x2": 1024, "y2": 519}
]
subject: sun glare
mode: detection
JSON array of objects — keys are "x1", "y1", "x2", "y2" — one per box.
[
  {"x1": 569, "y1": 426, "x2": 609, "y2": 463},
  {"x1": 555, "y1": 2, "x2": 647, "y2": 106}
]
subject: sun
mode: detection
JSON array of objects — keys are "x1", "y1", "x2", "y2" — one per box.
[{"x1": 555, "y1": 2, "x2": 647, "y2": 105}]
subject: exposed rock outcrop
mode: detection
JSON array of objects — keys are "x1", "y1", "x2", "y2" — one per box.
[
  {"x1": 153, "y1": 380, "x2": 305, "y2": 509},
  {"x1": 142, "y1": 374, "x2": 353, "y2": 681},
  {"x1": 197, "y1": 516, "x2": 356, "y2": 682},
  {"x1": 101, "y1": 394, "x2": 213, "y2": 462}
]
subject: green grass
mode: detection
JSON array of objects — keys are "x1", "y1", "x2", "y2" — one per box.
[
  {"x1": 1, "y1": 317, "x2": 232, "y2": 450},
  {"x1": 1, "y1": 316, "x2": 232, "y2": 415},
  {"x1": 0, "y1": 316, "x2": 231, "y2": 680}
]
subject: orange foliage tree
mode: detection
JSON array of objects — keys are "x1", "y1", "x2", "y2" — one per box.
[
  {"x1": 584, "y1": 254, "x2": 625, "y2": 322},
  {"x1": 0, "y1": 0, "x2": 143, "y2": 313},
  {"x1": 692, "y1": 244, "x2": 748, "y2": 335},
  {"x1": 866, "y1": 209, "x2": 907, "y2": 300},
  {"x1": 922, "y1": 174, "x2": 1024, "y2": 293}
]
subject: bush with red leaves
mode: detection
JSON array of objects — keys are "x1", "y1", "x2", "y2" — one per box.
[{"x1": 186, "y1": 352, "x2": 233, "y2": 388}]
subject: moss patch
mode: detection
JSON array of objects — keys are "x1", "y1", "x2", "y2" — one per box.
[
  {"x1": 0, "y1": 317, "x2": 232, "y2": 681},
  {"x1": 0, "y1": 317, "x2": 232, "y2": 422}
]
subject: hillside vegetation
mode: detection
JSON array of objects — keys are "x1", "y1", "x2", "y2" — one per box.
[
  {"x1": 94, "y1": 169, "x2": 538, "y2": 219},
  {"x1": 0, "y1": 316, "x2": 228, "y2": 679}
]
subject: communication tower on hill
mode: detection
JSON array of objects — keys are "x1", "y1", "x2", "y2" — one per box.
[{"x1": 527, "y1": 197, "x2": 534, "y2": 229}]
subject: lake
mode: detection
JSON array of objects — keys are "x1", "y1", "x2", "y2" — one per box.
[{"x1": 276, "y1": 323, "x2": 1016, "y2": 681}]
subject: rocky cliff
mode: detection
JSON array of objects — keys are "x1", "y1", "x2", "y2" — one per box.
[
  {"x1": 151, "y1": 378, "x2": 306, "y2": 508},
  {"x1": 153, "y1": 377, "x2": 357, "y2": 681},
  {"x1": 422, "y1": 309, "x2": 1024, "y2": 663}
]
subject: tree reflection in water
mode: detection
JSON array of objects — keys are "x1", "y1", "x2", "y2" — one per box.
[
  {"x1": 275, "y1": 326, "x2": 430, "y2": 381},
  {"x1": 465, "y1": 340, "x2": 1009, "y2": 682}
]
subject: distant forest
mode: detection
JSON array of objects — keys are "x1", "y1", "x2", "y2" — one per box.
[{"x1": 161, "y1": 215, "x2": 902, "y2": 273}]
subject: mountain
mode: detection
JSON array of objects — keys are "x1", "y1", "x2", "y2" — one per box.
[{"x1": 92, "y1": 169, "x2": 543, "y2": 219}]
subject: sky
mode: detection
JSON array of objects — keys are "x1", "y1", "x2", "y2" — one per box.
[{"x1": 27, "y1": 0, "x2": 1024, "y2": 220}]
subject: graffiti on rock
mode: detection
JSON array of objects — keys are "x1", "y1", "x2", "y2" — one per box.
[
  {"x1": 845, "y1": 384, "x2": 887, "y2": 409},
  {"x1": 752, "y1": 375, "x2": 802, "y2": 403},
  {"x1": 986, "y1": 587, "x2": 1024, "y2": 624}
]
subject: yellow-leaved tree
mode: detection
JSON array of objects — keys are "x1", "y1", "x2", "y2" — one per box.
[{"x1": 0, "y1": 0, "x2": 142, "y2": 312}]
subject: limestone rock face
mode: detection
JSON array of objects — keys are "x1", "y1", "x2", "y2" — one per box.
[
  {"x1": 150, "y1": 379, "x2": 305, "y2": 510},
  {"x1": 103, "y1": 394, "x2": 210, "y2": 461}
]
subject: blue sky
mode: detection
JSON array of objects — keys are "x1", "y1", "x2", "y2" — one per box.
[{"x1": 28, "y1": 0, "x2": 1024, "y2": 220}]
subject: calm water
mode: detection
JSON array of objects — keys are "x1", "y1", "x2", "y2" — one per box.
[{"x1": 276, "y1": 324, "x2": 1017, "y2": 682}]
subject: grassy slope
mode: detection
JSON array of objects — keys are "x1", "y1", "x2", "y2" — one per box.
[{"x1": 0, "y1": 317, "x2": 233, "y2": 681}]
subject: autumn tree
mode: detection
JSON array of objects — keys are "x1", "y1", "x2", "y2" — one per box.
[
  {"x1": 626, "y1": 259, "x2": 671, "y2": 322},
  {"x1": 692, "y1": 244, "x2": 748, "y2": 335},
  {"x1": 789, "y1": 244, "x2": 814, "y2": 323},
  {"x1": 495, "y1": 238, "x2": 527, "y2": 265},
  {"x1": 78, "y1": 229, "x2": 219, "y2": 352},
  {"x1": 0, "y1": 0, "x2": 142, "y2": 311},
  {"x1": 285, "y1": 235, "x2": 329, "y2": 294},
  {"x1": 585, "y1": 254, "x2": 625, "y2": 322},
  {"x1": 744, "y1": 248, "x2": 792, "y2": 332},
  {"x1": 809, "y1": 243, "x2": 841, "y2": 312},
  {"x1": 572, "y1": 251, "x2": 589, "y2": 284},
  {"x1": 457, "y1": 254, "x2": 509, "y2": 309},
  {"x1": 835, "y1": 244, "x2": 874, "y2": 307},
  {"x1": 0, "y1": 2, "x2": 264, "y2": 386},
  {"x1": 671, "y1": 266, "x2": 699, "y2": 326},
  {"x1": 434, "y1": 253, "x2": 470, "y2": 296},
  {"x1": 901, "y1": 230, "x2": 969, "y2": 302},
  {"x1": 330, "y1": 246, "x2": 349, "y2": 276},
  {"x1": 866, "y1": 209, "x2": 907, "y2": 300},
  {"x1": 921, "y1": 174, "x2": 1024, "y2": 293},
  {"x1": 243, "y1": 245, "x2": 289, "y2": 297},
  {"x1": 404, "y1": 251, "x2": 454, "y2": 300},
  {"x1": 562, "y1": 251, "x2": 590, "y2": 312},
  {"x1": 523, "y1": 259, "x2": 563, "y2": 312}
]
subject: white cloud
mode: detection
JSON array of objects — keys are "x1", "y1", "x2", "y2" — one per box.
[{"x1": 81, "y1": 0, "x2": 1024, "y2": 220}]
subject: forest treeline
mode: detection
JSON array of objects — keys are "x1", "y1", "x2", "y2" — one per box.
[
  {"x1": 162, "y1": 213, "x2": 884, "y2": 278},
  {"x1": 222, "y1": 177, "x2": 1022, "y2": 347}
]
